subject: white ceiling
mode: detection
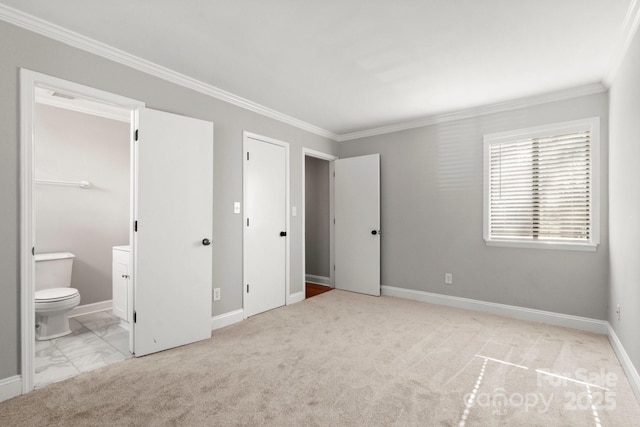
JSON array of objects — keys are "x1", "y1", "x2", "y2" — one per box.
[{"x1": 1, "y1": 1, "x2": 635, "y2": 137}]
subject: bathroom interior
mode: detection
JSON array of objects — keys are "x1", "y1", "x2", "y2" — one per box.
[{"x1": 33, "y1": 89, "x2": 133, "y2": 388}]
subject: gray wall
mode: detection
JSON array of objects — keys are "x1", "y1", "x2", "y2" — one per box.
[
  {"x1": 305, "y1": 156, "x2": 330, "y2": 278},
  {"x1": 609, "y1": 26, "x2": 640, "y2": 377},
  {"x1": 35, "y1": 104, "x2": 129, "y2": 305},
  {"x1": 339, "y1": 93, "x2": 609, "y2": 319},
  {"x1": 0, "y1": 21, "x2": 337, "y2": 380}
]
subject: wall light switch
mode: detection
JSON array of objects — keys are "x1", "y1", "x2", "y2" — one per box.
[
  {"x1": 292, "y1": 206, "x2": 297, "y2": 216},
  {"x1": 234, "y1": 202, "x2": 240, "y2": 214}
]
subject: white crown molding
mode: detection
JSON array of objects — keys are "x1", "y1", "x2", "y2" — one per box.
[
  {"x1": 337, "y1": 83, "x2": 607, "y2": 142},
  {"x1": 0, "y1": 3, "x2": 631, "y2": 143},
  {"x1": 0, "y1": 4, "x2": 338, "y2": 141},
  {"x1": 603, "y1": 0, "x2": 640, "y2": 87}
]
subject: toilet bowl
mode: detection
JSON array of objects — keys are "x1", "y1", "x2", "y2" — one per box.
[{"x1": 34, "y1": 252, "x2": 81, "y2": 340}]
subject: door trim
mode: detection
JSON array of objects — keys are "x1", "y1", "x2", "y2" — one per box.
[
  {"x1": 302, "y1": 148, "x2": 337, "y2": 299},
  {"x1": 19, "y1": 69, "x2": 144, "y2": 393},
  {"x1": 242, "y1": 131, "x2": 291, "y2": 318}
]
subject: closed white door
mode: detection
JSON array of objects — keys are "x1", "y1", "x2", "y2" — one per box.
[
  {"x1": 134, "y1": 107, "x2": 213, "y2": 357},
  {"x1": 335, "y1": 154, "x2": 380, "y2": 296},
  {"x1": 244, "y1": 134, "x2": 288, "y2": 318}
]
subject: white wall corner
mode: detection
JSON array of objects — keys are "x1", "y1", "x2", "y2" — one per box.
[
  {"x1": 305, "y1": 274, "x2": 331, "y2": 286},
  {"x1": 381, "y1": 286, "x2": 608, "y2": 334},
  {"x1": 288, "y1": 291, "x2": 305, "y2": 305},
  {"x1": 603, "y1": 0, "x2": 640, "y2": 86},
  {"x1": 0, "y1": 375, "x2": 22, "y2": 403},
  {"x1": 211, "y1": 309, "x2": 244, "y2": 331},
  {"x1": 337, "y1": 83, "x2": 606, "y2": 142},
  {"x1": 607, "y1": 323, "x2": 640, "y2": 401}
]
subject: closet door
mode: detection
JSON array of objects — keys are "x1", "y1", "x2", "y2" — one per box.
[{"x1": 243, "y1": 134, "x2": 288, "y2": 318}]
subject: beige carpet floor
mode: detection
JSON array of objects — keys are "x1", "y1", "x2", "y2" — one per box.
[{"x1": 1, "y1": 290, "x2": 639, "y2": 426}]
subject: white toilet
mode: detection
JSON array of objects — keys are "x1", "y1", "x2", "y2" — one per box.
[{"x1": 35, "y1": 252, "x2": 81, "y2": 340}]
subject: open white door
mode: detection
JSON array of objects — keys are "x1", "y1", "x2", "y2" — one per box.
[
  {"x1": 243, "y1": 134, "x2": 288, "y2": 318},
  {"x1": 133, "y1": 108, "x2": 213, "y2": 357},
  {"x1": 335, "y1": 154, "x2": 380, "y2": 296}
]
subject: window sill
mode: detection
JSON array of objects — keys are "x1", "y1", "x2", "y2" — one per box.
[{"x1": 485, "y1": 239, "x2": 598, "y2": 252}]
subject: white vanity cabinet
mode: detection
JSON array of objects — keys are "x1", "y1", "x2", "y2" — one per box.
[{"x1": 112, "y1": 245, "x2": 131, "y2": 323}]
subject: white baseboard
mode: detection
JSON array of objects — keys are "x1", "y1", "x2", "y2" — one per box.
[
  {"x1": 607, "y1": 323, "x2": 640, "y2": 401},
  {"x1": 381, "y1": 286, "x2": 608, "y2": 334},
  {"x1": 288, "y1": 291, "x2": 304, "y2": 304},
  {"x1": 68, "y1": 300, "x2": 112, "y2": 318},
  {"x1": 305, "y1": 274, "x2": 330, "y2": 286},
  {"x1": 119, "y1": 319, "x2": 131, "y2": 332},
  {"x1": 0, "y1": 375, "x2": 22, "y2": 403},
  {"x1": 211, "y1": 309, "x2": 244, "y2": 331}
]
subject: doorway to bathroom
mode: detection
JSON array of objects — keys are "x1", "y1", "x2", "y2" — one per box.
[
  {"x1": 20, "y1": 70, "x2": 215, "y2": 394},
  {"x1": 32, "y1": 86, "x2": 134, "y2": 388}
]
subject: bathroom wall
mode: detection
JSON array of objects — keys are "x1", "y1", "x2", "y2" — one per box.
[
  {"x1": 35, "y1": 103, "x2": 130, "y2": 305},
  {"x1": 305, "y1": 156, "x2": 330, "y2": 279}
]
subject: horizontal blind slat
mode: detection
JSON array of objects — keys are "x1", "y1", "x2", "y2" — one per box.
[{"x1": 488, "y1": 128, "x2": 592, "y2": 242}]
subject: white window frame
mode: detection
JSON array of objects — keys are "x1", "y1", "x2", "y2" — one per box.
[{"x1": 483, "y1": 117, "x2": 600, "y2": 251}]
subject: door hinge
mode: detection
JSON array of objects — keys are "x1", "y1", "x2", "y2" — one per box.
[
  {"x1": 247, "y1": 218, "x2": 249, "y2": 227},
  {"x1": 333, "y1": 218, "x2": 335, "y2": 224},
  {"x1": 333, "y1": 171, "x2": 335, "y2": 177},
  {"x1": 134, "y1": 221, "x2": 138, "y2": 232},
  {"x1": 334, "y1": 264, "x2": 336, "y2": 271},
  {"x1": 135, "y1": 129, "x2": 139, "y2": 141},
  {"x1": 133, "y1": 311, "x2": 137, "y2": 323},
  {"x1": 32, "y1": 247, "x2": 35, "y2": 256},
  {"x1": 247, "y1": 152, "x2": 249, "y2": 161},
  {"x1": 246, "y1": 284, "x2": 249, "y2": 293}
]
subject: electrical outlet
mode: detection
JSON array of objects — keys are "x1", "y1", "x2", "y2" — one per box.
[
  {"x1": 445, "y1": 273, "x2": 453, "y2": 285},
  {"x1": 234, "y1": 202, "x2": 240, "y2": 214},
  {"x1": 213, "y1": 288, "x2": 221, "y2": 301},
  {"x1": 617, "y1": 304, "x2": 620, "y2": 321}
]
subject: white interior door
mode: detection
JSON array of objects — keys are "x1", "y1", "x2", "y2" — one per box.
[
  {"x1": 134, "y1": 108, "x2": 213, "y2": 357},
  {"x1": 244, "y1": 135, "x2": 287, "y2": 318},
  {"x1": 335, "y1": 154, "x2": 380, "y2": 296}
]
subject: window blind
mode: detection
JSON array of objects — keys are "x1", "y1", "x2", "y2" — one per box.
[{"x1": 488, "y1": 130, "x2": 591, "y2": 243}]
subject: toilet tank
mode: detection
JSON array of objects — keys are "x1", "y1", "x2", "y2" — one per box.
[{"x1": 34, "y1": 252, "x2": 75, "y2": 291}]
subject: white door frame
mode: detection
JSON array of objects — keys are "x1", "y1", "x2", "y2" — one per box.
[
  {"x1": 19, "y1": 69, "x2": 144, "y2": 393},
  {"x1": 242, "y1": 131, "x2": 291, "y2": 317},
  {"x1": 302, "y1": 148, "x2": 337, "y2": 298}
]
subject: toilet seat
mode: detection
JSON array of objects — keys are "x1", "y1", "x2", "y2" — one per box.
[{"x1": 35, "y1": 287, "x2": 79, "y2": 303}]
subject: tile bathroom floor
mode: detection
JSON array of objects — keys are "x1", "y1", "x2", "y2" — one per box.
[{"x1": 34, "y1": 311, "x2": 132, "y2": 389}]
